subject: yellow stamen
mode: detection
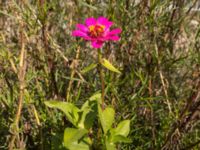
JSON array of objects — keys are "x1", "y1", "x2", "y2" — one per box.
[
  {"x1": 89, "y1": 25, "x2": 95, "y2": 32},
  {"x1": 88, "y1": 24, "x2": 105, "y2": 37}
]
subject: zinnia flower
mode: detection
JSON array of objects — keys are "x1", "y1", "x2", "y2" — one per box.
[{"x1": 72, "y1": 17, "x2": 121, "y2": 48}]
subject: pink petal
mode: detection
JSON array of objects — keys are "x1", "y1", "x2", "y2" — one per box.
[
  {"x1": 97, "y1": 16, "x2": 108, "y2": 23},
  {"x1": 97, "y1": 36, "x2": 109, "y2": 41},
  {"x1": 91, "y1": 41, "x2": 104, "y2": 48},
  {"x1": 108, "y1": 36, "x2": 120, "y2": 41},
  {"x1": 72, "y1": 30, "x2": 86, "y2": 37},
  {"x1": 76, "y1": 24, "x2": 88, "y2": 32},
  {"x1": 97, "y1": 16, "x2": 113, "y2": 29},
  {"x1": 85, "y1": 17, "x2": 97, "y2": 26},
  {"x1": 72, "y1": 30, "x2": 91, "y2": 40},
  {"x1": 109, "y1": 28, "x2": 122, "y2": 35}
]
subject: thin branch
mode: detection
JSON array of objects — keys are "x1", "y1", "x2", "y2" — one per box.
[
  {"x1": 9, "y1": 21, "x2": 26, "y2": 150},
  {"x1": 66, "y1": 47, "x2": 80, "y2": 102}
]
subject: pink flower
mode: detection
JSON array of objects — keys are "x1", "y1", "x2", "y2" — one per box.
[{"x1": 72, "y1": 17, "x2": 121, "y2": 48}]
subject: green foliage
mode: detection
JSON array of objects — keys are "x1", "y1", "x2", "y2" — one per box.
[
  {"x1": 105, "y1": 139, "x2": 116, "y2": 150},
  {"x1": 45, "y1": 92, "x2": 131, "y2": 150},
  {"x1": 45, "y1": 100, "x2": 92, "y2": 150},
  {"x1": 79, "y1": 95, "x2": 98, "y2": 129},
  {"x1": 44, "y1": 101, "x2": 80, "y2": 127},
  {"x1": 63, "y1": 128, "x2": 89, "y2": 150},
  {"x1": 98, "y1": 106, "x2": 115, "y2": 134},
  {"x1": 111, "y1": 120, "x2": 130, "y2": 137},
  {"x1": 100, "y1": 58, "x2": 121, "y2": 74},
  {"x1": 81, "y1": 63, "x2": 97, "y2": 74},
  {"x1": 98, "y1": 105, "x2": 131, "y2": 149}
]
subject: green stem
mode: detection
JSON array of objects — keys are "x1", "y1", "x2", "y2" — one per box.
[{"x1": 98, "y1": 49, "x2": 105, "y2": 110}]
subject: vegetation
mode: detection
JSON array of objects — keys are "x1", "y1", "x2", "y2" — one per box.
[{"x1": 0, "y1": 0, "x2": 200, "y2": 149}]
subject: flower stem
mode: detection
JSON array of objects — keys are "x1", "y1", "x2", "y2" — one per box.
[{"x1": 98, "y1": 49, "x2": 105, "y2": 110}]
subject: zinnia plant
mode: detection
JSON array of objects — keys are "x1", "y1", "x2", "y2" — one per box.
[
  {"x1": 55, "y1": 16, "x2": 130, "y2": 150},
  {"x1": 72, "y1": 17, "x2": 121, "y2": 48}
]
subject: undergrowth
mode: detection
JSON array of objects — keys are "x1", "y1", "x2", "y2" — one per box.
[{"x1": 0, "y1": 0, "x2": 200, "y2": 150}]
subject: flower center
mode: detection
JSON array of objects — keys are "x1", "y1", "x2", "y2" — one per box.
[{"x1": 89, "y1": 24, "x2": 105, "y2": 37}]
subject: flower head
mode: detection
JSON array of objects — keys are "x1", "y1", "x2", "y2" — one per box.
[{"x1": 72, "y1": 17, "x2": 121, "y2": 48}]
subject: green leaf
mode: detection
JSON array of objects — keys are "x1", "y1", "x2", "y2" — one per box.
[
  {"x1": 64, "y1": 128, "x2": 89, "y2": 150},
  {"x1": 98, "y1": 106, "x2": 115, "y2": 134},
  {"x1": 44, "y1": 101, "x2": 80, "y2": 126},
  {"x1": 78, "y1": 99, "x2": 97, "y2": 129},
  {"x1": 81, "y1": 63, "x2": 97, "y2": 74},
  {"x1": 105, "y1": 140, "x2": 116, "y2": 150},
  {"x1": 112, "y1": 135, "x2": 132, "y2": 143},
  {"x1": 64, "y1": 128, "x2": 87, "y2": 145},
  {"x1": 89, "y1": 93, "x2": 101, "y2": 103},
  {"x1": 77, "y1": 93, "x2": 100, "y2": 129},
  {"x1": 100, "y1": 58, "x2": 121, "y2": 74},
  {"x1": 67, "y1": 142, "x2": 90, "y2": 150},
  {"x1": 78, "y1": 105, "x2": 91, "y2": 129},
  {"x1": 111, "y1": 120, "x2": 130, "y2": 137}
]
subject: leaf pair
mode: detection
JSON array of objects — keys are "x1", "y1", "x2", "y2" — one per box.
[
  {"x1": 81, "y1": 58, "x2": 121, "y2": 74},
  {"x1": 98, "y1": 105, "x2": 131, "y2": 150}
]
